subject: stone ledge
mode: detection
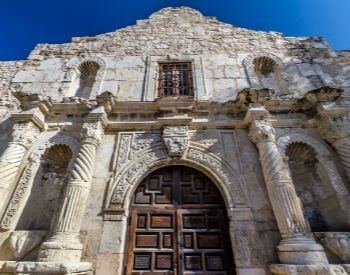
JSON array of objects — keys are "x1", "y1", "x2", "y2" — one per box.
[
  {"x1": 270, "y1": 264, "x2": 349, "y2": 275},
  {"x1": 0, "y1": 261, "x2": 93, "y2": 274}
]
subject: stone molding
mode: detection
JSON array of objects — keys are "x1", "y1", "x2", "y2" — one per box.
[
  {"x1": 106, "y1": 135, "x2": 249, "y2": 212},
  {"x1": 64, "y1": 56, "x2": 106, "y2": 100}
]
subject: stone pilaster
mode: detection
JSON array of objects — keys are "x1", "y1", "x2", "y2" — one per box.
[
  {"x1": 316, "y1": 103, "x2": 350, "y2": 183},
  {"x1": 0, "y1": 122, "x2": 40, "y2": 217},
  {"x1": 39, "y1": 121, "x2": 104, "y2": 262},
  {"x1": 246, "y1": 104, "x2": 327, "y2": 265}
]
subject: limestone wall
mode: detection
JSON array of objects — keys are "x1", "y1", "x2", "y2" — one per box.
[{"x1": 0, "y1": 6, "x2": 349, "y2": 275}]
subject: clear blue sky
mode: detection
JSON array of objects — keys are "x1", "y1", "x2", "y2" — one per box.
[{"x1": 1, "y1": 0, "x2": 349, "y2": 61}]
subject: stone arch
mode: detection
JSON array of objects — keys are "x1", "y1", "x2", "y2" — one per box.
[
  {"x1": 243, "y1": 52, "x2": 288, "y2": 95},
  {"x1": 106, "y1": 144, "x2": 249, "y2": 213},
  {"x1": 277, "y1": 132, "x2": 331, "y2": 160},
  {"x1": 64, "y1": 56, "x2": 106, "y2": 99}
]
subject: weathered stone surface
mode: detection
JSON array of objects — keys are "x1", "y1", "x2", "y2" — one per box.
[{"x1": 0, "y1": 6, "x2": 349, "y2": 275}]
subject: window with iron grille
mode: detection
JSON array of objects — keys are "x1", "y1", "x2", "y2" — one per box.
[{"x1": 158, "y1": 62, "x2": 193, "y2": 97}]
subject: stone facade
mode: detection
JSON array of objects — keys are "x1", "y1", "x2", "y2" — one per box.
[{"x1": 0, "y1": 6, "x2": 349, "y2": 275}]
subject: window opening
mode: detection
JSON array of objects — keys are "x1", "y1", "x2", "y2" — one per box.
[{"x1": 158, "y1": 62, "x2": 193, "y2": 97}]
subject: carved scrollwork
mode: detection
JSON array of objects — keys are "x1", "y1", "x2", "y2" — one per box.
[
  {"x1": 162, "y1": 126, "x2": 189, "y2": 158},
  {"x1": 111, "y1": 149, "x2": 167, "y2": 204}
]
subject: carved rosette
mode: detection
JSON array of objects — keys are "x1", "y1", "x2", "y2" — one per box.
[
  {"x1": 0, "y1": 122, "x2": 40, "y2": 216},
  {"x1": 248, "y1": 119, "x2": 308, "y2": 239},
  {"x1": 162, "y1": 126, "x2": 189, "y2": 158}
]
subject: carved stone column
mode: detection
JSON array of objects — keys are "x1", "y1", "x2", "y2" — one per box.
[
  {"x1": 316, "y1": 103, "x2": 350, "y2": 183},
  {"x1": 246, "y1": 105, "x2": 327, "y2": 265},
  {"x1": 0, "y1": 122, "x2": 40, "y2": 217},
  {"x1": 39, "y1": 121, "x2": 103, "y2": 262}
]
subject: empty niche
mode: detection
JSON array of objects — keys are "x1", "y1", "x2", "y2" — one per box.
[
  {"x1": 252, "y1": 56, "x2": 288, "y2": 95},
  {"x1": 16, "y1": 144, "x2": 73, "y2": 232},
  {"x1": 69, "y1": 61, "x2": 100, "y2": 99},
  {"x1": 286, "y1": 142, "x2": 345, "y2": 231}
]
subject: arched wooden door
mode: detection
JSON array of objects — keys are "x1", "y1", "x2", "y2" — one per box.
[{"x1": 125, "y1": 166, "x2": 235, "y2": 275}]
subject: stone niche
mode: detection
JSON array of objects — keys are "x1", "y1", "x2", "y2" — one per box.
[{"x1": 0, "y1": 144, "x2": 73, "y2": 262}]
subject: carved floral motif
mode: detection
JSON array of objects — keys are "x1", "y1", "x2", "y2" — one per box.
[{"x1": 162, "y1": 126, "x2": 189, "y2": 158}]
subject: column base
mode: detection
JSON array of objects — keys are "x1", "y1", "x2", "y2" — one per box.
[
  {"x1": 0, "y1": 261, "x2": 93, "y2": 274},
  {"x1": 38, "y1": 233, "x2": 83, "y2": 262},
  {"x1": 270, "y1": 264, "x2": 348, "y2": 275},
  {"x1": 277, "y1": 237, "x2": 328, "y2": 265}
]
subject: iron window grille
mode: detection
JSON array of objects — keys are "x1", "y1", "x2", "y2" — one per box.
[{"x1": 158, "y1": 62, "x2": 193, "y2": 97}]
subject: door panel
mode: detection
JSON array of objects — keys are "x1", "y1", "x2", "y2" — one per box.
[
  {"x1": 126, "y1": 210, "x2": 177, "y2": 275},
  {"x1": 125, "y1": 166, "x2": 235, "y2": 275}
]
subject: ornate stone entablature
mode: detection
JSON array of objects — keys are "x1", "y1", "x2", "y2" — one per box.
[{"x1": 162, "y1": 126, "x2": 189, "y2": 158}]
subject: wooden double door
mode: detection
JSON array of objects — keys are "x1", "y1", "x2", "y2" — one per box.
[{"x1": 125, "y1": 166, "x2": 235, "y2": 275}]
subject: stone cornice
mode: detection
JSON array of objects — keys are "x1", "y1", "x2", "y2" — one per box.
[{"x1": 11, "y1": 108, "x2": 46, "y2": 131}]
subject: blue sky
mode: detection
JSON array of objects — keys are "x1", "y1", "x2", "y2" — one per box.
[{"x1": 1, "y1": 0, "x2": 349, "y2": 61}]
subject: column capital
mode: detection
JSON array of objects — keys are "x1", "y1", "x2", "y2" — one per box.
[
  {"x1": 315, "y1": 103, "x2": 350, "y2": 144},
  {"x1": 248, "y1": 119, "x2": 276, "y2": 145},
  {"x1": 81, "y1": 121, "x2": 104, "y2": 146},
  {"x1": 11, "y1": 121, "x2": 40, "y2": 149}
]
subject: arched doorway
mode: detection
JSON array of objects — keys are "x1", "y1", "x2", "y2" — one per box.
[{"x1": 125, "y1": 165, "x2": 235, "y2": 274}]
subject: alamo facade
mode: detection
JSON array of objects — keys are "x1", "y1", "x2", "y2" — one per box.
[{"x1": 0, "y1": 6, "x2": 350, "y2": 275}]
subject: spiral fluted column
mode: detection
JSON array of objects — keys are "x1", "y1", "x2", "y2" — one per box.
[
  {"x1": 0, "y1": 122, "x2": 39, "y2": 216},
  {"x1": 39, "y1": 121, "x2": 103, "y2": 262},
  {"x1": 316, "y1": 104, "x2": 350, "y2": 182},
  {"x1": 246, "y1": 105, "x2": 327, "y2": 265}
]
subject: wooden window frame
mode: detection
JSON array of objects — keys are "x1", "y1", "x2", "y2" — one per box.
[{"x1": 158, "y1": 62, "x2": 194, "y2": 97}]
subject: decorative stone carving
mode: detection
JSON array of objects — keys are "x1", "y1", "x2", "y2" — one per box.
[
  {"x1": 162, "y1": 126, "x2": 189, "y2": 158},
  {"x1": 246, "y1": 105, "x2": 327, "y2": 265},
  {"x1": 0, "y1": 155, "x2": 41, "y2": 231},
  {"x1": 0, "y1": 134, "x2": 79, "y2": 232},
  {"x1": 0, "y1": 122, "x2": 40, "y2": 218},
  {"x1": 316, "y1": 104, "x2": 350, "y2": 185},
  {"x1": 64, "y1": 56, "x2": 106, "y2": 99},
  {"x1": 314, "y1": 232, "x2": 350, "y2": 262},
  {"x1": 39, "y1": 121, "x2": 104, "y2": 262},
  {"x1": 111, "y1": 149, "x2": 167, "y2": 205}
]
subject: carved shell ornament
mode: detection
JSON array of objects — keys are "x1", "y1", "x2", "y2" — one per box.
[{"x1": 162, "y1": 126, "x2": 189, "y2": 158}]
